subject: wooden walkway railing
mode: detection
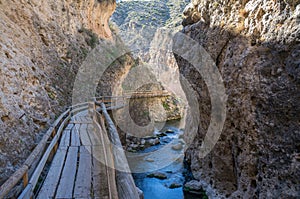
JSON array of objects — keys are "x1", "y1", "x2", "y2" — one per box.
[
  {"x1": 0, "y1": 90, "x2": 167, "y2": 199},
  {"x1": 0, "y1": 103, "x2": 88, "y2": 199},
  {"x1": 97, "y1": 102, "x2": 140, "y2": 199}
]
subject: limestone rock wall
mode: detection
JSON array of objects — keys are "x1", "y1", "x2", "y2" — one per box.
[
  {"x1": 176, "y1": 0, "x2": 300, "y2": 198},
  {"x1": 0, "y1": 0, "x2": 115, "y2": 184}
]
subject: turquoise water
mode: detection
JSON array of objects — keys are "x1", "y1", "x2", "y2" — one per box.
[{"x1": 132, "y1": 121, "x2": 199, "y2": 199}]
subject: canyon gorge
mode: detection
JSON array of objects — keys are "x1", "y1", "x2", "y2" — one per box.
[{"x1": 0, "y1": 0, "x2": 299, "y2": 198}]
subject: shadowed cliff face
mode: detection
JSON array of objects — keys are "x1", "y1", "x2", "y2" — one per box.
[
  {"x1": 0, "y1": 0, "x2": 116, "y2": 184},
  {"x1": 175, "y1": 0, "x2": 300, "y2": 198}
]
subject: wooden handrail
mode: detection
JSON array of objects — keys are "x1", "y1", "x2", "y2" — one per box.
[
  {"x1": 92, "y1": 111, "x2": 119, "y2": 199},
  {"x1": 98, "y1": 102, "x2": 140, "y2": 199},
  {"x1": 0, "y1": 108, "x2": 70, "y2": 199},
  {"x1": 93, "y1": 90, "x2": 170, "y2": 100},
  {"x1": 0, "y1": 95, "x2": 150, "y2": 198},
  {"x1": 0, "y1": 102, "x2": 89, "y2": 199}
]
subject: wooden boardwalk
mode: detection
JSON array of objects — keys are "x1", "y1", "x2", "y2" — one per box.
[
  {"x1": 36, "y1": 111, "x2": 103, "y2": 199},
  {"x1": 0, "y1": 91, "x2": 170, "y2": 199}
]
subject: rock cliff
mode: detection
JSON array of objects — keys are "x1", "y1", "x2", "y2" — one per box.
[
  {"x1": 0, "y1": 0, "x2": 116, "y2": 184},
  {"x1": 176, "y1": 0, "x2": 300, "y2": 198}
]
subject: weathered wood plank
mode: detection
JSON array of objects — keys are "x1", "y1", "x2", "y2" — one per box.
[
  {"x1": 87, "y1": 124, "x2": 101, "y2": 146},
  {"x1": 56, "y1": 147, "x2": 78, "y2": 198},
  {"x1": 65, "y1": 123, "x2": 74, "y2": 130},
  {"x1": 99, "y1": 124, "x2": 119, "y2": 199},
  {"x1": 71, "y1": 125, "x2": 81, "y2": 146},
  {"x1": 28, "y1": 114, "x2": 71, "y2": 192},
  {"x1": 80, "y1": 123, "x2": 91, "y2": 146},
  {"x1": 92, "y1": 119, "x2": 119, "y2": 199},
  {"x1": 36, "y1": 148, "x2": 67, "y2": 199},
  {"x1": 92, "y1": 146, "x2": 109, "y2": 199},
  {"x1": 59, "y1": 130, "x2": 71, "y2": 148},
  {"x1": 84, "y1": 115, "x2": 92, "y2": 122},
  {"x1": 18, "y1": 184, "x2": 33, "y2": 199},
  {"x1": 74, "y1": 146, "x2": 92, "y2": 198},
  {"x1": 70, "y1": 121, "x2": 93, "y2": 124}
]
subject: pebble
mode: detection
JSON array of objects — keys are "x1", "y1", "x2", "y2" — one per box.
[
  {"x1": 148, "y1": 138, "x2": 160, "y2": 146},
  {"x1": 145, "y1": 158, "x2": 155, "y2": 162}
]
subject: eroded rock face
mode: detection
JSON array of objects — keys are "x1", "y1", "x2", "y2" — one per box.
[
  {"x1": 176, "y1": 0, "x2": 300, "y2": 198},
  {"x1": 0, "y1": 0, "x2": 116, "y2": 184}
]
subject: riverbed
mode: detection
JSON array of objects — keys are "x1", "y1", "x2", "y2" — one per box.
[{"x1": 129, "y1": 120, "x2": 200, "y2": 199}]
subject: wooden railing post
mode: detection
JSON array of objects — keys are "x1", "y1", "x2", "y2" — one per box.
[
  {"x1": 88, "y1": 101, "x2": 95, "y2": 118},
  {"x1": 51, "y1": 128, "x2": 56, "y2": 138},
  {"x1": 22, "y1": 172, "x2": 28, "y2": 188}
]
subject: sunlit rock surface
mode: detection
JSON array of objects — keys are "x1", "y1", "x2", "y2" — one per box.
[{"x1": 0, "y1": 0, "x2": 116, "y2": 184}]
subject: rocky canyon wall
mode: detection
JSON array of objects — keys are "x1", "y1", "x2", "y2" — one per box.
[
  {"x1": 176, "y1": 0, "x2": 300, "y2": 198},
  {"x1": 0, "y1": 0, "x2": 116, "y2": 184}
]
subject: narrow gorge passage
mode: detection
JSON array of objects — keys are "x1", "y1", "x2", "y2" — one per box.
[{"x1": 0, "y1": 0, "x2": 299, "y2": 199}]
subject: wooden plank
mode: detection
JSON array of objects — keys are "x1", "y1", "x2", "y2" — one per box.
[
  {"x1": 92, "y1": 146, "x2": 109, "y2": 198},
  {"x1": 56, "y1": 147, "x2": 78, "y2": 198},
  {"x1": 65, "y1": 123, "x2": 74, "y2": 130},
  {"x1": 100, "y1": 125, "x2": 119, "y2": 199},
  {"x1": 71, "y1": 115, "x2": 79, "y2": 124},
  {"x1": 87, "y1": 124, "x2": 101, "y2": 146},
  {"x1": 59, "y1": 130, "x2": 71, "y2": 148},
  {"x1": 36, "y1": 148, "x2": 67, "y2": 199},
  {"x1": 75, "y1": 111, "x2": 88, "y2": 123},
  {"x1": 85, "y1": 115, "x2": 91, "y2": 121},
  {"x1": 70, "y1": 121, "x2": 92, "y2": 124},
  {"x1": 71, "y1": 125, "x2": 81, "y2": 146},
  {"x1": 93, "y1": 120, "x2": 118, "y2": 199},
  {"x1": 91, "y1": 108, "x2": 107, "y2": 198},
  {"x1": 74, "y1": 146, "x2": 92, "y2": 198},
  {"x1": 70, "y1": 106, "x2": 89, "y2": 116},
  {"x1": 91, "y1": 121, "x2": 110, "y2": 198},
  {"x1": 81, "y1": 113, "x2": 91, "y2": 123},
  {"x1": 80, "y1": 123, "x2": 91, "y2": 146},
  {"x1": 17, "y1": 184, "x2": 33, "y2": 199},
  {"x1": 28, "y1": 115, "x2": 71, "y2": 191}
]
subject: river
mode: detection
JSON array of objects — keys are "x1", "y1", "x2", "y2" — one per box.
[{"x1": 129, "y1": 120, "x2": 200, "y2": 199}]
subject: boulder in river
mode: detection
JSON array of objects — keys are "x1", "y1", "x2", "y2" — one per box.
[
  {"x1": 169, "y1": 183, "x2": 182, "y2": 189},
  {"x1": 178, "y1": 131, "x2": 184, "y2": 139},
  {"x1": 156, "y1": 132, "x2": 167, "y2": 137},
  {"x1": 165, "y1": 129, "x2": 175, "y2": 134},
  {"x1": 140, "y1": 139, "x2": 146, "y2": 145},
  {"x1": 147, "y1": 138, "x2": 160, "y2": 146},
  {"x1": 183, "y1": 180, "x2": 207, "y2": 196},
  {"x1": 147, "y1": 172, "x2": 167, "y2": 179},
  {"x1": 172, "y1": 143, "x2": 183, "y2": 150}
]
